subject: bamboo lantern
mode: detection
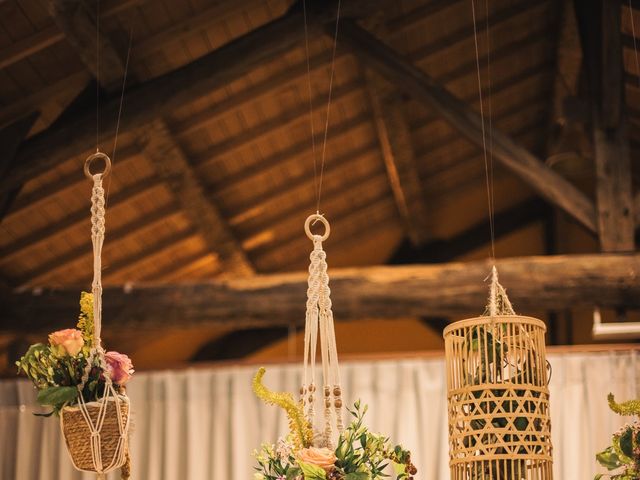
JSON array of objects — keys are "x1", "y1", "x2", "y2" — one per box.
[{"x1": 443, "y1": 268, "x2": 553, "y2": 480}]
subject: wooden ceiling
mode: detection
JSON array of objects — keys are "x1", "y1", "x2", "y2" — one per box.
[{"x1": 0, "y1": 0, "x2": 639, "y2": 368}]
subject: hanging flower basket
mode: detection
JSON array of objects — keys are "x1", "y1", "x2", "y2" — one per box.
[
  {"x1": 16, "y1": 153, "x2": 133, "y2": 479},
  {"x1": 61, "y1": 395, "x2": 130, "y2": 472},
  {"x1": 443, "y1": 268, "x2": 553, "y2": 480}
]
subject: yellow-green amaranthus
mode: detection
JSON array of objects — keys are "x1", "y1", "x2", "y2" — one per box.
[
  {"x1": 608, "y1": 393, "x2": 640, "y2": 417},
  {"x1": 77, "y1": 292, "x2": 94, "y2": 347},
  {"x1": 252, "y1": 367, "x2": 312, "y2": 449}
]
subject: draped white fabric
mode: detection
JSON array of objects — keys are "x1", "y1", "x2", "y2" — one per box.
[{"x1": 0, "y1": 349, "x2": 638, "y2": 480}]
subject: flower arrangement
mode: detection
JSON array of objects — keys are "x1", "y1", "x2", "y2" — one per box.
[
  {"x1": 252, "y1": 367, "x2": 417, "y2": 480},
  {"x1": 594, "y1": 394, "x2": 640, "y2": 479},
  {"x1": 16, "y1": 292, "x2": 134, "y2": 416}
]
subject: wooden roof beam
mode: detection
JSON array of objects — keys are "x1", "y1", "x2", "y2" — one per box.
[
  {"x1": 3, "y1": 254, "x2": 640, "y2": 332},
  {"x1": 336, "y1": 19, "x2": 598, "y2": 233},
  {"x1": 577, "y1": 0, "x2": 635, "y2": 251},
  {"x1": 366, "y1": 73, "x2": 430, "y2": 246},
  {"x1": 0, "y1": 114, "x2": 39, "y2": 223},
  {"x1": 138, "y1": 120, "x2": 254, "y2": 276},
  {"x1": 47, "y1": 0, "x2": 126, "y2": 89}
]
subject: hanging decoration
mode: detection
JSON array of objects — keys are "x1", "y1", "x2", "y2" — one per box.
[
  {"x1": 17, "y1": 152, "x2": 133, "y2": 479},
  {"x1": 443, "y1": 267, "x2": 553, "y2": 480},
  {"x1": 252, "y1": 214, "x2": 417, "y2": 480}
]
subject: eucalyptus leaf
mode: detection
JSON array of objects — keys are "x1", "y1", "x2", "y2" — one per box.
[
  {"x1": 345, "y1": 472, "x2": 369, "y2": 480},
  {"x1": 36, "y1": 386, "x2": 78, "y2": 407}
]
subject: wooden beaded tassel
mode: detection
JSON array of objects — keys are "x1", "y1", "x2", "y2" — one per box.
[{"x1": 302, "y1": 213, "x2": 344, "y2": 448}]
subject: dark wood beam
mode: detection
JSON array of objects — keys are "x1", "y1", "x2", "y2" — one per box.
[
  {"x1": 577, "y1": 0, "x2": 636, "y2": 251},
  {"x1": 336, "y1": 19, "x2": 598, "y2": 233},
  {"x1": 3, "y1": 254, "x2": 640, "y2": 332},
  {"x1": 48, "y1": 0, "x2": 126, "y2": 89},
  {"x1": 366, "y1": 73, "x2": 430, "y2": 245},
  {"x1": 391, "y1": 197, "x2": 552, "y2": 264},
  {"x1": 138, "y1": 120, "x2": 254, "y2": 276},
  {"x1": 0, "y1": 114, "x2": 39, "y2": 223}
]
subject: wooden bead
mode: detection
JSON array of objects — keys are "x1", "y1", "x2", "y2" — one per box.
[
  {"x1": 333, "y1": 386, "x2": 341, "y2": 396},
  {"x1": 334, "y1": 399, "x2": 342, "y2": 408}
]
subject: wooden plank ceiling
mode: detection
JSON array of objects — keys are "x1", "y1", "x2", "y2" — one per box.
[{"x1": 0, "y1": 0, "x2": 577, "y2": 288}]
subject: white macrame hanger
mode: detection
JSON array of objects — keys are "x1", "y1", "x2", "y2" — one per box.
[
  {"x1": 301, "y1": 213, "x2": 344, "y2": 448},
  {"x1": 61, "y1": 151, "x2": 129, "y2": 478}
]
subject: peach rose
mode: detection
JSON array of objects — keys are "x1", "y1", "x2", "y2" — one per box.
[
  {"x1": 297, "y1": 447, "x2": 337, "y2": 473},
  {"x1": 105, "y1": 351, "x2": 134, "y2": 385},
  {"x1": 48, "y1": 329, "x2": 84, "y2": 356}
]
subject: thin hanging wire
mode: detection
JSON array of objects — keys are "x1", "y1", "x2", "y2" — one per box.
[
  {"x1": 303, "y1": 0, "x2": 343, "y2": 215},
  {"x1": 105, "y1": 26, "x2": 134, "y2": 209},
  {"x1": 96, "y1": 0, "x2": 101, "y2": 152},
  {"x1": 471, "y1": 0, "x2": 496, "y2": 260},
  {"x1": 302, "y1": 0, "x2": 318, "y2": 209},
  {"x1": 629, "y1": 0, "x2": 640, "y2": 89}
]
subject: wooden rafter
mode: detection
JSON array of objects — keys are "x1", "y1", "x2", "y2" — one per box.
[
  {"x1": 336, "y1": 19, "x2": 598, "y2": 233},
  {"x1": 138, "y1": 120, "x2": 254, "y2": 276},
  {"x1": 47, "y1": 0, "x2": 126, "y2": 89},
  {"x1": 0, "y1": 114, "x2": 39, "y2": 223},
  {"x1": 366, "y1": 73, "x2": 430, "y2": 245},
  {"x1": 3, "y1": 254, "x2": 640, "y2": 332}
]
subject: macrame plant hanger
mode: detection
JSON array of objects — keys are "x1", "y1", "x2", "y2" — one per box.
[
  {"x1": 299, "y1": 0, "x2": 344, "y2": 448},
  {"x1": 59, "y1": 154, "x2": 131, "y2": 479},
  {"x1": 59, "y1": 2, "x2": 133, "y2": 476}
]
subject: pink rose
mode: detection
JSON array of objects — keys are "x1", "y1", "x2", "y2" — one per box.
[
  {"x1": 297, "y1": 447, "x2": 337, "y2": 473},
  {"x1": 48, "y1": 329, "x2": 84, "y2": 356},
  {"x1": 105, "y1": 351, "x2": 134, "y2": 385}
]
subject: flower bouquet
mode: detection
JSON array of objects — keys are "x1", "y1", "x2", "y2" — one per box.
[
  {"x1": 594, "y1": 394, "x2": 640, "y2": 479},
  {"x1": 17, "y1": 292, "x2": 133, "y2": 477},
  {"x1": 253, "y1": 368, "x2": 417, "y2": 480}
]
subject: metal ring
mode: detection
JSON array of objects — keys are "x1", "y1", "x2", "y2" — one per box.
[
  {"x1": 304, "y1": 213, "x2": 330, "y2": 241},
  {"x1": 84, "y1": 151, "x2": 112, "y2": 180}
]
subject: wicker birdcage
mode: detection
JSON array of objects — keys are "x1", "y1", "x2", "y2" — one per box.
[{"x1": 443, "y1": 269, "x2": 553, "y2": 480}]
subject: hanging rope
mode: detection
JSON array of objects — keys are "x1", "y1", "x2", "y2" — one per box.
[{"x1": 301, "y1": 214, "x2": 343, "y2": 448}]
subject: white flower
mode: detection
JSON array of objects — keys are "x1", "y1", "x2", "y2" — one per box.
[{"x1": 253, "y1": 473, "x2": 265, "y2": 480}]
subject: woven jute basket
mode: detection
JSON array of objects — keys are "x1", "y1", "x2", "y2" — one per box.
[
  {"x1": 60, "y1": 395, "x2": 130, "y2": 472},
  {"x1": 444, "y1": 315, "x2": 553, "y2": 480}
]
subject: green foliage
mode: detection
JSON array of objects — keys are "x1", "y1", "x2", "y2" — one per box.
[
  {"x1": 594, "y1": 395, "x2": 640, "y2": 479},
  {"x1": 253, "y1": 400, "x2": 417, "y2": 480}
]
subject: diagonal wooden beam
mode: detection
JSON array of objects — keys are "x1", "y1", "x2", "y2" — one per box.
[
  {"x1": 138, "y1": 120, "x2": 254, "y2": 276},
  {"x1": 3, "y1": 254, "x2": 640, "y2": 332},
  {"x1": 577, "y1": 0, "x2": 635, "y2": 251},
  {"x1": 47, "y1": 0, "x2": 126, "y2": 89},
  {"x1": 366, "y1": 73, "x2": 430, "y2": 245},
  {"x1": 336, "y1": 19, "x2": 598, "y2": 233},
  {"x1": 0, "y1": 114, "x2": 39, "y2": 223}
]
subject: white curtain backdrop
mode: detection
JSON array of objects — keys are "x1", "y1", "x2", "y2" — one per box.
[{"x1": 0, "y1": 349, "x2": 638, "y2": 480}]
